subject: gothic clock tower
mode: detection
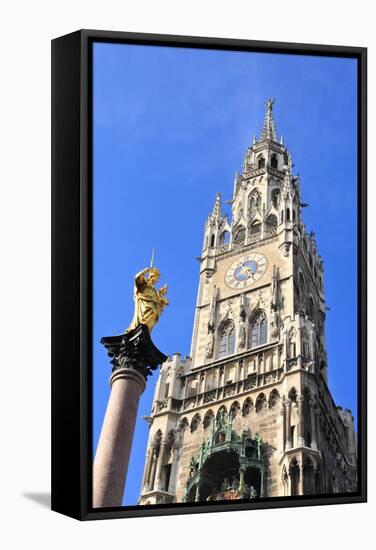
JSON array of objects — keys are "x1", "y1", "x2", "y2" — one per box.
[{"x1": 138, "y1": 100, "x2": 357, "y2": 505}]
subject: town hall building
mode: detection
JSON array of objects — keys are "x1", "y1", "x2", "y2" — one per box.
[{"x1": 138, "y1": 100, "x2": 357, "y2": 504}]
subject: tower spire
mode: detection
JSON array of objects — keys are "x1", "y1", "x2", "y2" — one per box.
[
  {"x1": 211, "y1": 192, "x2": 222, "y2": 223},
  {"x1": 260, "y1": 98, "x2": 277, "y2": 141}
]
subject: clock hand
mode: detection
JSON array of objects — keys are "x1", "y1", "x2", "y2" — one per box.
[{"x1": 243, "y1": 265, "x2": 254, "y2": 278}]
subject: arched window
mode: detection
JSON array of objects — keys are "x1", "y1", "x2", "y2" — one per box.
[
  {"x1": 233, "y1": 226, "x2": 246, "y2": 243},
  {"x1": 210, "y1": 234, "x2": 215, "y2": 247},
  {"x1": 289, "y1": 458, "x2": 300, "y2": 496},
  {"x1": 229, "y1": 401, "x2": 240, "y2": 420},
  {"x1": 303, "y1": 457, "x2": 315, "y2": 495},
  {"x1": 190, "y1": 413, "x2": 201, "y2": 433},
  {"x1": 250, "y1": 311, "x2": 268, "y2": 348},
  {"x1": 288, "y1": 387, "x2": 297, "y2": 403},
  {"x1": 270, "y1": 154, "x2": 278, "y2": 169},
  {"x1": 281, "y1": 210, "x2": 284, "y2": 223},
  {"x1": 255, "y1": 393, "x2": 267, "y2": 412},
  {"x1": 266, "y1": 214, "x2": 278, "y2": 231},
  {"x1": 219, "y1": 230, "x2": 230, "y2": 245},
  {"x1": 258, "y1": 155, "x2": 265, "y2": 169},
  {"x1": 242, "y1": 397, "x2": 253, "y2": 416},
  {"x1": 293, "y1": 210, "x2": 296, "y2": 222},
  {"x1": 307, "y1": 296, "x2": 315, "y2": 320},
  {"x1": 268, "y1": 389, "x2": 280, "y2": 408},
  {"x1": 218, "y1": 322, "x2": 235, "y2": 358},
  {"x1": 286, "y1": 208, "x2": 291, "y2": 221},
  {"x1": 203, "y1": 410, "x2": 214, "y2": 429}
]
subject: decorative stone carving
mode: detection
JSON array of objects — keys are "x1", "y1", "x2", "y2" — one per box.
[
  {"x1": 101, "y1": 324, "x2": 167, "y2": 380},
  {"x1": 205, "y1": 331, "x2": 215, "y2": 359}
]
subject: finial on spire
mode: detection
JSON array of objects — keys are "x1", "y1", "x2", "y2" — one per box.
[
  {"x1": 211, "y1": 192, "x2": 222, "y2": 222},
  {"x1": 261, "y1": 98, "x2": 277, "y2": 141}
]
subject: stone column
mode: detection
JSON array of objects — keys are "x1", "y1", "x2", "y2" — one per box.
[
  {"x1": 285, "y1": 399, "x2": 292, "y2": 449},
  {"x1": 298, "y1": 460, "x2": 303, "y2": 496},
  {"x1": 297, "y1": 394, "x2": 305, "y2": 447},
  {"x1": 260, "y1": 466, "x2": 265, "y2": 497},
  {"x1": 310, "y1": 400, "x2": 318, "y2": 450},
  {"x1": 93, "y1": 324, "x2": 167, "y2": 508},
  {"x1": 239, "y1": 467, "x2": 245, "y2": 495},
  {"x1": 314, "y1": 407, "x2": 321, "y2": 450},
  {"x1": 93, "y1": 368, "x2": 146, "y2": 507},
  {"x1": 155, "y1": 439, "x2": 168, "y2": 491},
  {"x1": 143, "y1": 445, "x2": 155, "y2": 492},
  {"x1": 280, "y1": 400, "x2": 286, "y2": 451},
  {"x1": 149, "y1": 453, "x2": 158, "y2": 491},
  {"x1": 168, "y1": 444, "x2": 180, "y2": 494}
]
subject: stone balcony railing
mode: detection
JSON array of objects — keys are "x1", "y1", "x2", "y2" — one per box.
[{"x1": 214, "y1": 227, "x2": 278, "y2": 257}]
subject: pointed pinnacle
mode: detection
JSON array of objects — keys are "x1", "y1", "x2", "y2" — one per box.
[
  {"x1": 261, "y1": 98, "x2": 277, "y2": 141},
  {"x1": 212, "y1": 192, "x2": 222, "y2": 221}
]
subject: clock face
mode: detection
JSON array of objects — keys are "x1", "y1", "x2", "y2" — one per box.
[{"x1": 225, "y1": 253, "x2": 267, "y2": 289}]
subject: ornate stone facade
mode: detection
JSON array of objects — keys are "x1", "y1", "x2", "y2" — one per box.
[{"x1": 138, "y1": 101, "x2": 357, "y2": 505}]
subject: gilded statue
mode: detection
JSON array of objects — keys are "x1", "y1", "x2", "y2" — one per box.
[{"x1": 125, "y1": 266, "x2": 169, "y2": 333}]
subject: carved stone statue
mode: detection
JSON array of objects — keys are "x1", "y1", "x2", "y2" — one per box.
[
  {"x1": 238, "y1": 322, "x2": 246, "y2": 348},
  {"x1": 125, "y1": 267, "x2": 169, "y2": 333},
  {"x1": 205, "y1": 331, "x2": 215, "y2": 359}
]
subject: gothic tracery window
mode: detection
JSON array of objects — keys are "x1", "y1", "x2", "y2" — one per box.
[
  {"x1": 249, "y1": 311, "x2": 268, "y2": 348},
  {"x1": 218, "y1": 322, "x2": 235, "y2": 358}
]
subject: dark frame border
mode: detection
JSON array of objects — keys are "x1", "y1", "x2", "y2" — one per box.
[{"x1": 51, "y1": 29, "x2": 367, "y2": 521}]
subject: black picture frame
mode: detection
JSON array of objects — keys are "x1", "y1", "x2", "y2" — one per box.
[{"x1": 51, "y1": 29, "x2": 367, "y2": 521}]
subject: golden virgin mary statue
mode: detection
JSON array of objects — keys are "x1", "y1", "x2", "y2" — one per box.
[{"x1": 125, "y1": 266, "x2": 169, "y2": 333}]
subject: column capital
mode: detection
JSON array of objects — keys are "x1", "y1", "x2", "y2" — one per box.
[{"x1": 101, "y1": 324, "x2": 167, "y2": 381}]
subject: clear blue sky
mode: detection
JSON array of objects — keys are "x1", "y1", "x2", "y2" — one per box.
[{"x1": 92, "y1": 42, "x2": 358, "y2": 506}]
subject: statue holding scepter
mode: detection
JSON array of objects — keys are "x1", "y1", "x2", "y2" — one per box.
[{"x1": 125, "y1": 249, "x2": 169, "y2": 334}]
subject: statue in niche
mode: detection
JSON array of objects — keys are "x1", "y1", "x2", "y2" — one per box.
[
  {"x1": 205, "y1": 331, "x2": 215, "y2": 359},
  {"x1": 270, "y1": 310, "x2": 279, "y2": 338},
  {"x1": 238, "y1": 321, "x2": 246, "y2": 348}
]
